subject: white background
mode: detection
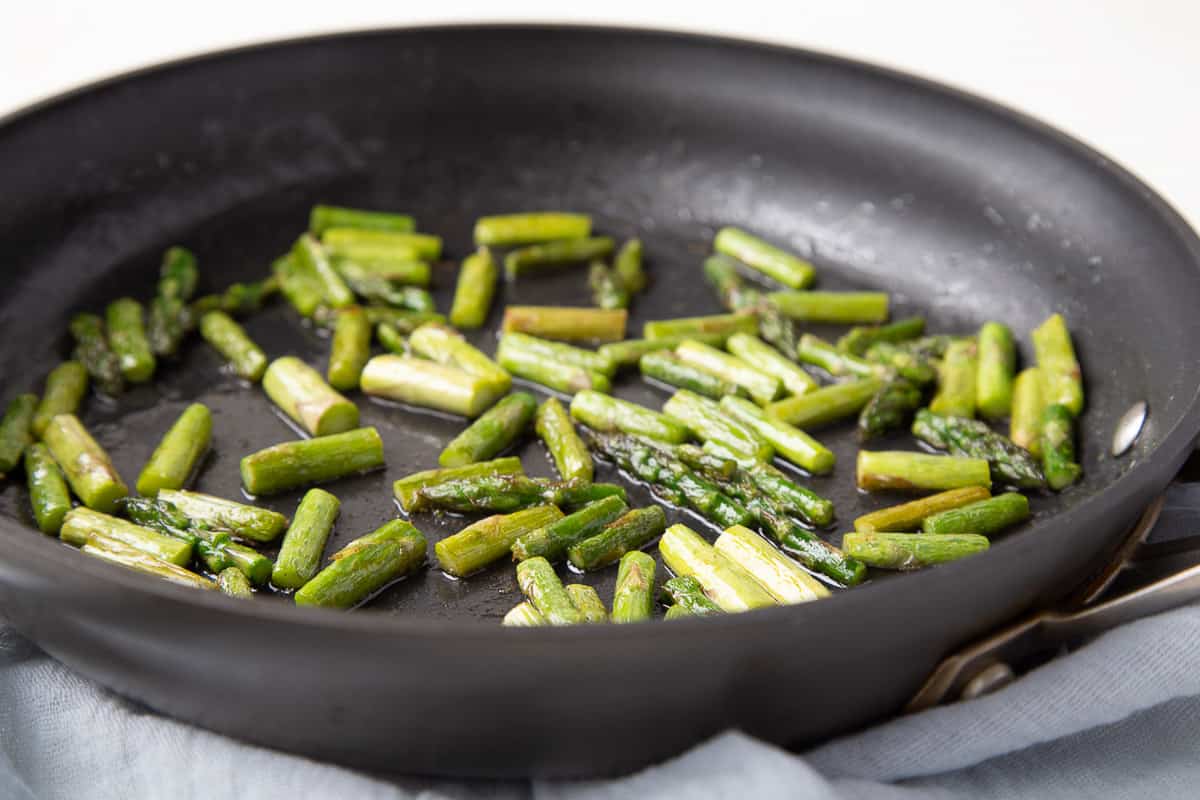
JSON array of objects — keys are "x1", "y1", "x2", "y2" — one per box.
[{"x1": 3, "y1": 1, "x2": 1198, "y2": 224}]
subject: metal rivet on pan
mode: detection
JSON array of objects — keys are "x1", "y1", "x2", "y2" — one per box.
[
  {"x1": 960, "y1": 662, "x2": 1015, "y2": 701},
  {"x1": 1112, "y1": 401, "x2": 1148, "y2": 457}
]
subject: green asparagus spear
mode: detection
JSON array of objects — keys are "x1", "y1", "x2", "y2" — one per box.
[
  {"x1": 70, "y1": 313, "x2": 124, "y2": 396},
  {"x1": 309, "y1": 205, "x2": 415, "y2": 236},
  {"x1": 273, "y1": 255, "x2": 324, "y2": 318},
  {"x1": 376, "y1": 322, "x2": 408, "y2": 354},
  {"x1": 611, "y1": 551, "x2": 656, "y2": 623},
  {"x1": 498, "y1": 332, "x2": 614, "y2": 376},
  {"x1": 673, "y1": 340, "x2": 781, "y2": 405},
  {"x1": 335, "y1": 261, "x2": 435, "y2": 310},
  {"x1": 923, "y1": 492, "x2": 1030, "y2": 535},
  {"x1": 474, "y1": 212, "x2": 591, "y2": 246},
  {"x1": 842, "y1": 532, "x2": 989, "y2": 570},
  {"x1": 449, "y1": 247, "x2": 498, "y2": 329},
  {"x1": 861, "y1": 341, "x2": 938, "y2": 384},
  {"x1": 659, "y1": 524, "x2": 776, "y2": 612},
  {"x1": 105, "y1": 298, "x2": 156, "y2": 383},
  {"x1": 123, "y1": 497, "x2": 272, "y2": 584},
  {"x1": 504, "y1": 237, "x2": 615, "y2": 279},
  {"x1": 643, "y1": 313, "x2": 758, "y2": 341},
  {"x1": 32, "y1": 361, "x2": 88, "y2": 438},
  {"x1": 392, "y1": 456, "x2": 525, "y2": 512},
  {"x1": 503, "y1": 601, "x2": 546, "y2": 626},
  {"x1": 976, "y1": 322, "x2": 1016, "y2": 420},
  {"x1": 869, "y1": 335, "x2": 960, "y2": 363},
  {"x1": 24, "y1": 443, "x2": 71, "y2": 534},
  {"x1": 314, "y1": 304, "x2": 445, "y2": 333},
  {"x1": 766, "y1": 378, "x2": 884, "y2": 429},
  {"x1": 714, "y1": 525, "x2": 829, "y2": 604},
  {"x1": 502, "y1": 306, "x2": 627, "y2": 343},
  {"x1": 660, "y1": 576, "x2": 724, "y2": 616},
  {"x1": 570, "y1": 391, "x2": 689, "y2": 443},
  {"x1": 81, "y1": 534, "x2": 214, "y2": 591},
  {"x1": 1032, "y1": 313, "x2": 1084, "y2": 416},
  {"x1": 360, "y1": 355, "x2": 498, "y2": 418},
  {"x1": 218, "y1": 567, "x2": 254, "y2": 598},
  {"x1": 147, "y1": 247, "x2": 199, "y2": 358},
  {"x1": 768, "y1": 291, "x2": 889, "y2": 324},
  {"x1": 439, "y1": 392, "x2": 537, "y2": 467},
  {"x1": 272, "y1": 488, "x2": 340, "y2": 590},
  {"x1": 326, "y1": 307, "x2": 372, "y2": 391},
  {"x1": 929, "y1": 339, "x2": 978, "y2": 418},
  {"x1": 738, "y1": 461, "x2": 836, "y2": 528},
  {"x1": 159, "y1": 488, "x2": 287, "y2": 543},
  {"x1": 240, "y1": 427, "x2": 385, "y2": 496},
  {"x1": 1041, "y1": 403, "x2": 1082, "y2": 490},
  {"x1": 199, "y1": 311, "x2": 268, "y2": 382},
  {"x1": 779, "y1": 529, "x2": 865, "y2": 587},
  {"x1": 639, "y1": 350, "x2": 747, "y2": 399},
  {"x1": 726, "y1": 333, "x2": 817, "y2": 396},
  {"x1": 41, "y1": 414, "x2": 127, "y2": 513},
  {"x1": 614, "y1": 238, "x2": 646, "y2": 293},
  {"x1": 858, "y1": 377, "x2": 923, "y2": 439},
  {"x1": 702, "y1": 254, "x2": 801, "y2": 357},
  {"x1": 588, "y1": 261, "x2": 630, "y2": 310},
  {"x1": 435, "y1": 505, "x2": 563, "y2": 578},
  {"x1": 496, "y1": 344, "x2": 609, "y2": 395},
  {"x1": 322, "y1": 228, "x2": 442, "y2": 261},
  {"x1": 61, "y1": 507, "x2": 193, "y2": 565},
  {"x1": 332, "y1": 253, "x2": 431, "y2": 286},
  {"x1": 797, "y1": 334, "x2": 879, "y2": 380},
  {"x1": 516, "y1": 556, "x2": 582, "y2": 625},
  {"x1": 1010, "y1": 367, "x2": 1046, "y2": 456},
  {"x1": 411, "y1": 324, "x2": 511, "y2": 391},
  {"x1": 567, "y1": 584, "x2": 609, "y2": 623},
  {"x1": 294, "y1": 520, "x2": 426, "y2": 609},
  {"x1": 136, "y1": 403, "x2": 212, "y2": 496},
  {"x1": 264, "y1": 356, "x2": 360, "y2": 437},
  {"x1": 713, "y1": 227, "x2": 815, "y2": 289},
  {"x1": 411, "y1": 475, "x2": 623, "y2": 514},
  {"x1": 857, "y1": 450, "x2": 991, "y2": 492},
  {"x1": 191, "y1": 276, "x2": 280, "y2": 317},
  {"x1": 912, "y1": 409, "x2": 1046, "y2": 489},
  {"x1": 854, "y1": 486, "x2": 992, "y2": 532},
  {"x1": 720, "y1": 396, "x2": 835, "y2": 474},
  {"x1": 511, "y1": 494, "x2": 629, "y2": 562},
  {"x1": 536, "y1": 397, "x2": 593, "y2": 482},
  {"x1": 663, "y1": 390, "x2": 774, "y2": 462},
  {"x1": 567, "y1": 506, "x2": 667, "y2": 571},
  {"x1": 837, "y1": 316, "x2": 926, "y2": 356},
  {"x1": 598, "y1": 333, "x2": 729, "y2": 369},
  {"x1": 0, "y1": 394, "x2": 37, "y2": 476},
  {"x1": 293, "y1": 234, "x2": 356, "y2": 309}
]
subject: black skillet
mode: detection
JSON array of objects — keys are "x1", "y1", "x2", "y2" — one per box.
[{"x1": 1, "y1": 25, "x2": 1199, "y2": 779}]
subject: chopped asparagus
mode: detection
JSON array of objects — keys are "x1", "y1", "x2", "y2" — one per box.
[
  {"x1": 273, "y1": 255, "x2": 324, "y2": 317},
  {"x1": 640, "y1": 350, "x2": 747, "y2": 399},
  {"x1": 570, "y1": 391, "x2": 689, "y2": 443},
  {"x1": 589, "y1": 260, "x2": 630, "y2": 309},
  {"x1": 642, "y1": 313, "x2": 758, "y2": 341},
  {"x1": 449, "y1": 247, "x2": 499, "y2": 329},
  {"x1": 923, "y1": 492, "x2": 1030, "y2": 535},
  {"x1": 511, "y1": 494, "x2": 629, "y2": 562},
  {"x1": 409, "y1": 325, "x2": 511, "y2": 395},
  {"x1": 663, "y1": 390, "x2": 773, "y2": 462},
  {"x1": 322, "y1": 228, "x2": 442, "y2": 261},
  {"x1": 660, "y1": 576, "x2": 724, "y2": 617},
  {"x1": 120, "y1": 496, "x2": 236, "y2": 576},
  {"x1": 929, "y1": 339, "x2": 978, "y2": 419},
  {"x1": 701, "y1": 254, "x2": 801, "y2": 357},
  {"x1": 843, "y1": 532, "x2": 989, "y2": 570},
  {"x1": 1010, "y1": 367, "x2": 1046, "y2": 457},
  {"x1": 412, "y1": 475, "x2": 622, "y2": 514},
  {"x1": 858, "y1": 377, "x2": 923, "y2": 439},
  {"x1": 611, "y1": 551, "x2": 657, "y2": 623},
  {"x1": 41, "y1": 414, "x2": 127, "y2": 513},
  {"x1": 720, "y1": 396, "x2": 835, "y2": 474},
  {"x1": 360, "y1": 355, "x2": 498, "y2": 418},
  {"x1": 24, "y1": 443, "x2": 71, "y2": 534},
  {"x1": 516, "y1": 556, "x2": 583, "y2": 625},
  {"x1": 714, "y1": 525, "x2": 829, "y2": 604},
  {"x1": 136, "y1": 403, "x2": 212, "y2": 496},
  {"x1": 239, "y1": 427, "x2": 385, "y2": 496},
  {"x1": 854, "y1": 486, "x2": 992, "y2": 532},
  {"x1": 375, "y1": 322, "x2": 408, "y2": 354},
  {"x1": 191, "y1": 276, "x2": 279, "y2": 317},
  {"x1": 61, "y1": 507, "x2": 193, "y2": 566},
  {"x1": 768, "y1": 291, "x2": 889, "y2": 324},
  {"x1": 159, "y1": 488, "x2": 288, "y2": 543},
  {"x1": 861, "y1": 341, "x2": 937, "y2": 385},
  {"x1": 766, "y1": 378, "x2": 884, "y2": 429},
  {"x1": 1032, "y1": 313, "x2": 1084, "y2": 416},
  {"x1": 32, "y1": 361, "x2": 88, "y2": 438},
  {"x1": 70, "y1": 313, "x2": 124, "y2": 396},
  {"x1": 439, "y1": 392, "x2": 537, "y2": 467},
  {"x1": 598, "y1": 333, "x2": 728, "y2": 368},
  {"x1": 673, "y1": 340, "x2": 781, "y2": 405},
  {"x1": 217, "y1": 567, "x2": 254, "y2": 598},
  {"x1": 503, "y1": 601, "x2": 546, "y2": 627},
  {"x1": 272, "y1": 488, "x2": 341, "y2": 590},
  {"x1": 326, "y1": 306, "x2": 372, "y2": 391},
  {"x1": 474, "y1": 212, "x2": 591, "y2": 246},
  {"x1": 294, "y1": 520, "x2": 426, "y2": 609},
  {"x1": 797, "y1": 334, "x2": 879, "y2": 380},
  {"x1": 314, "y1": 305, "x2": 444, "y2": 332},
  {"x1": 331, "y1": 253, "x2": 431, "y2": 286},
  {"x1": 0, "y1": 393, "x2": 37, "y2": 476},
  {"x1": 105, "y1": 298, "x2": 156, "y2": 383},
  {"x1": 856, "y1": 450, "x2": 991, "y2": 492},
  {"x1": 264, "y1": 356, "x2": 359, "y2": 437},
  {"x1": 976, "y1": 322, "x2": 1016, "y2": 420},
  {"x1": 912, "y1": 409, "x2": 1046, "y2": 489},
  {"x1": 502, "y1": 306, "x2": 627, "y2": 343},
  {"x1": 614, "y1": 238, "x2": 646, "y2": 293},
  {"x1": 336, "y1": 261, "x2": 436, "y2": 310},
  {"x1": 567, "y1": 506, "x2": 668, "y2": 571},
  {"x1": 309, "y1": 205, "x2": 415, "y2": 236},
  {"x1": 81, "y1": 535, "x2": 214, "y2": 591},
  {"x1": 146, "y1": 247, "x2": 199, "y2": 357},
  {"x1": 504, "y1": 237, "x2": 614, "y2": 279},
  {"x1": 838, "y1": 316, "x2": 926, "y2": 356},
  {"x1": 434, "y1": 505, "x2": 563, "y2": 578},
  {"x1": 658, "y1": 524, "x2": 776, "y2": 613},
  {"x1": 726, "y1": 333, "x2": 817, "y2": 396},
  {"x1": 497, "y1": 341, "x2": 610, "y2": 395},
  {"x1": 393, "y1": 457, "x2": 525, "y2": 512},
  {"x1": 293, "y1": 234, "x2": 356, "y2": 308},
  {"x1": 536, "y1": 397, "x2": 593, "y2": 482},
  {"x1": 199, "y1": 311, "x2": 268, "y2": 382},
  {"x1": 566, "y1": 584, "x2": 608, "y2": 623},
  {"x1": 1041, "y1": 403, "x2": 1082, "y2": 490},
  {"x1": 713, "y1": 227, "x2": 815, "y2": 289}
]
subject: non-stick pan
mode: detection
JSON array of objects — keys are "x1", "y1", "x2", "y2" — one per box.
[{"x1": 1, "y1": 25, "x2": 1199, "y2": 779}]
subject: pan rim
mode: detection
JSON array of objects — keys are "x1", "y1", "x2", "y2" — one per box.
[{"x1": 2, "y1": 22, "x2": 1199, "y2": 642}]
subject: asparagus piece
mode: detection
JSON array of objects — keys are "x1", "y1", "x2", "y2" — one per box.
[
  {"x1": 32, "y1": 361, "x2": 88, "y2": 438},
  {"x1": 664, "y1": 604, "x2": 692, "y2": 620},
  {"x1": 912, "y1": 409, "x2": 1046, "y2": 489},
  {"x1": 766, "y1": 378, "x2": 884, "y2": 429},
  {"x1": 566, "y1": 584, "x2": 609, "y2": 623},
  {"x1": 858, "y1": 377, "x2": 923, "y2": 439},
  {"x1": 24, "y1": 443, "x2": 71, "y2": 534},
  {"x1": 1032, "y1": 313, "x2": 1084, "y2": 416},
  {"x1": 294, "y1": 520, "x2": 426, "y2": 609},
  {"x1": 570, "y1": 391, "x2": 689, "y2": 443},
  {"x1": 674, "y1": 340, "x2": 782, "y2": 405},
  {"x1": 857, "y1": 450, "x2": 991, "y2": 492},
  {"x1": 663, "y1": 390, "x2": 774, "y2": 462},
  {"x1": 498, "y1": 332, "x2": 614, "y2": 376},
  {"x1": 264, "y1": 356, "x2": 360, "y2": 437},
  {"x1": 240, "y1": 427, "x2": 385, "y2": 496},
  {"x1": 854, "y1": 486, "x2": 992, "y2": 532},
  {"x1": 515, "y1": 556, "x2": 583, "y2": 625},
  {"x1": 726, "y1": 333, "x2": 817, "y2": 396},
  {"x1": 332, "y1": 253, "x2": 431, "y2": 286},
  {"x1": 393, "y1": 456, "x2": 524, "y2": 512},
  {"x1": 360, "y1": 355, "x2": 497, "y2": 418},
  {"x1": 435, "y1": 505, "x2": 563, "y2": 577},
  {"x1": 192, "y1": 276, "x2": 280, "y2": 317},
  {"x1": 504, "y1": 237, "x2": 615, "y2": 279},
  {"x1": 861, "y1": 341, "x2": 938, "y2": 385},
  {"x1": 439, "y1": 392, "x2": 537, "y2": 467},
  {"x1": 272, "y1": 488, "x2": 340, "y2": 590},
  {"x1": 588, "y1": 261, "x2": 630, "y2": 310},
  {"x1": 497, "y1": 343, "x2": 610, "y2": 395},
  {"x1": 1041, "y1": 403, "x2": 1082, "y2": 490},
  {"x1": 411, "y1": 324, "x2": 511, "y2": 391},
  {"x1": 105, "y1": 298, "x2": 156, "y2": 383},
  {"x1": 136, "y1": 403, "x2": 212, "y2": 496},
  {"x1": 660, "y1": 576, "x2": 724, "y2": 617},
  {"x1": 713, "y1": 227, "x2": 815, "y2": 289},
  {"x1": 869, "y1": 334, "x2": 959, "y2": 362},
  {"x1": 412, "y1": 476, "x2": 622, "y2": 514},
  {"x1": 503, "y1": 601, "x2": 546, "y2": 627},
  {"x1": 309, "y1": 205, "x2": 415, "y2": 236},
  {"x1": 81, "y1": 535, "x2": 214, "y2": 591},
  {"x1": 640, "y1": 351, "x2": 747, "y2": 399},
  {"x1": 769, "y1": 291, "x2": 889, "y2": 324},
  {"x1": 502, "y1": 306, "x2": 627, "y2": 343},
  {"x1": 218, "y1": 567, "x2": 254, "y2": 598},
  {"x1": 323, "y1": 307, "x2": 370, "y2": 391},
  {"x1": 536, "y1": 397, "x2": 593, "y2": 482},
  {"x1": 797, "y1": 334, "x2": 879, "y2": 380},
  {"x1": 322, "y1": 228, "x2": 442, "y2": 261},
  {"x1": 273, "y1": 254, "x2": 324, "y2": 317},
  {"x1": 376, "y1": 322, "x2": 408, "y2": 354},
  {"x1": 1010, "y1": 367, "x2": 1046, "y2": 457},
  {"x1": 929, "y1": 339, "x2": 979, "y2": 419},
  {"x1": 843, "y1": 532, "x2": 989, "y2": 570},
  {"x1": 159, "y1": 488, "x2": 287, "y2": 543},
  {"x1": 599, "y1": 333, "x2": 728, "y2": 369},
  {"x1": 199, "y1": 311, "x2": 267, "y2": 382},
  {"x1": 336, "y1": 261, "x2": 435, "y2": 310},
  {"x1": 474, "y1": 212, "x2": 591, "y2": 246},
  {"x1": 449, "y1": 247, "x2": 498, "y2": 329},
  {"x1": 61, "y1": 507, "x2": 193, "y2": 565},
  {"x1": 714, "y1": 525, "x2": 829, "y2": 604},
  {"x1": 976, "y1": 322, "x2": 1016, "y2": 420},
  {"x1": 512, "y1": 494, "x2": 629, "y2": 562},
  {"x1": 779, "y1": 529, "x2": 865, "y2": 588},
  {"x1": 293, "y1": 234, "x2": 356, "y2": 309},
  {"x1": 838, "y1": 316, "x2": 926, "y2": 356},
  {"x1": 41, "y1": 414, "x2": 127, "y2": 513},
  {"x1": 70, "y1": 313, "x2": 124, "y2": 396},
  {"x1": 659, "y1": 524, "x2": 776, "y2": 612},
  {"x1": 643, "y1": 313, "x2": 758, "y2": 341},
  {"x1": 123, "y1": 497, "x2": 272, "y2": 584},
  {"x1": 720, "y1": 396, "x2": 834, "y2": 474},
  {"x1": 702, "y1": 254, "x2": 800, "y2": 357},
  {"x1": 0, "y1": 393, "x2": 37, "y2": 476},
  {"x1": 314, "y1": 304, "x2": 444, "y2": 333},
  {"x1": 614, "y1": 238, "x2": 646, "y2": 293},
  {"x1": 611, "y1": 551, "x2": 656, "y2": 623},
  {"x1": 146, "y1": 247, "x2": 199, "y2": 358},
  {"x1": 738, "y1": 461, "x2": 836, "y2": 529},
  {"x1": 567, "y1": 506, "x2": 667, "y2": 571},
  {"x1": 923, "y1": 492, "x2": 1030, "y2": 535}
]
